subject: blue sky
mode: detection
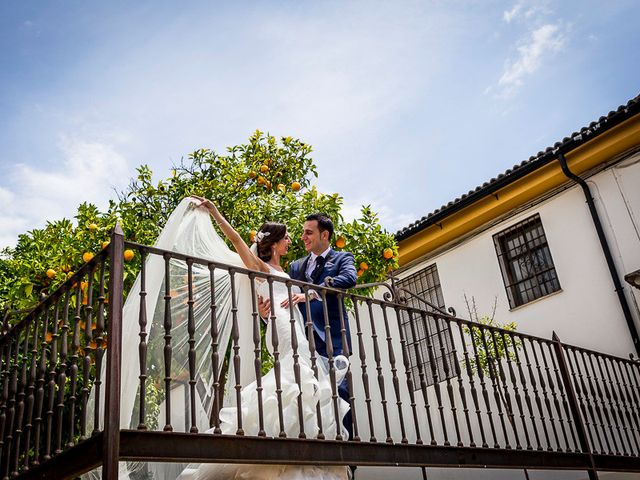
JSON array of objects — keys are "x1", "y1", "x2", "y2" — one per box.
[{"x1": 1, "y1": 0, "x2": 638, "y2": 248}]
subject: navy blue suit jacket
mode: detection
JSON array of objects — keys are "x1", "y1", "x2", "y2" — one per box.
[{"x1": 289, "y1": 249, "x2": 357, "y2": 357}]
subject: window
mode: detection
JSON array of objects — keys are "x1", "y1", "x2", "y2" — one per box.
[
  {"x1": 493, "y1": 213, "x2": 561, "y2": 309},
  {"x1": 397, "y1": 264, "x2": 455, "y2": 388}
]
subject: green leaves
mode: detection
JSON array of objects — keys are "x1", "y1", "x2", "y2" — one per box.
[{"x1": 0, "y1": 131, "x2": 398, "y2": 314}]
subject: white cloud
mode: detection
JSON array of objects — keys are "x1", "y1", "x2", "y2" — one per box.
[
  {"x1": 495, "y1": 23, "x2": 564, "y2": 98},
  {"x1": 0, "y1": 137, "x2": 130, "y2": 249},
  {"x1": 503, "y1": 3, "x2": 524, "y2": 23}
]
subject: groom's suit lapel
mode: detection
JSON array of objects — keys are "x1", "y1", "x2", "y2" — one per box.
[{"x1": 299, "y1": 254, "x2": 312, "y2": 282}]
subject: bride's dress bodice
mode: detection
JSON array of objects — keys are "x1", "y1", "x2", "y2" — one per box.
[{"x1": 258, "y1": 266, "x2": 307, "y2": 357}]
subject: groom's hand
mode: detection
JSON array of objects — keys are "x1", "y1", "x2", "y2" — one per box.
[{"x1": 280, "y1": 293, "x2": 306, "y2": 309}]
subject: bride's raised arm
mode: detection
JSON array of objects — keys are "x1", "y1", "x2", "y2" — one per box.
[{"x1": 191, "y1": 195, "x2": 269, "y2": 274}]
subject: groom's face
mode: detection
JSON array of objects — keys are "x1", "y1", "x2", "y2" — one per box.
[{"x1": 302, "y1": 220, "x2": 329, "y2": 254}]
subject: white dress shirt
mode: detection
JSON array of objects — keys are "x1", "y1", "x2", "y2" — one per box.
[{"x1": 305, "y1": 246, "x2": 331, "y2": 281}]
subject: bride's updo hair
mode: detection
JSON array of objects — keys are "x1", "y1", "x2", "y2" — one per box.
[{"x1": 255, "y1": 222, "x2": 287, "y2": 262}]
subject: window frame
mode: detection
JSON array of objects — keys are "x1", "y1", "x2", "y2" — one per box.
[
  {"x1": 493, "y1": 213, "x2": 561, "y2": 309},
  {"x1": 396, "y1": 263, "x2": 456, "y2": 389}
]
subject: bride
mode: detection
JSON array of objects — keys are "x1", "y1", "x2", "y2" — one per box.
[{"x1": 174, "y1": 196, "x2": 350, "y2": 480}]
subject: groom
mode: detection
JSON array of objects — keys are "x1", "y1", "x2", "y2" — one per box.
[
  {"x1": 289, "y1": 213, "x2": 357, "y2": 359},
  {"x1": 259, "y1": 213, "x2": 357, "y2": 437}
]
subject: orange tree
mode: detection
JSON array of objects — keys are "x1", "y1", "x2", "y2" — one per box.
[{"x1": 0, "y1": 130, "x2": 398, "y2": 313}]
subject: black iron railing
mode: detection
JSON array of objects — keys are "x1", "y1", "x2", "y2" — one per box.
[{"x1": 0, "y1": 225, "x2": 639, "y2": 479}]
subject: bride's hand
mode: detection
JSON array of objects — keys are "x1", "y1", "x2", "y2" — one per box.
[
  {"x1": 191, "y1": 195, "x2": 216, "y2": 212},
  {"x1": 280, "y1": 293, "x2": 306, "y2": 309}
]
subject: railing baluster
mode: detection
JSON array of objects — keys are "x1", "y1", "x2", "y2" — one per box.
[
  {"x1": 579, "y1": 350, "x2": 608, "y2": 454},
  {"x1": 610, "y1": 358, "x2": 640, "y2": 455},
  {"x1": 542, "y1": 341, "x2": 570, "y2": 453},
  {"x1": 522, "y1": 337, "x2": 548, "y2": 450},
  {"x1": 548, "y1": 341, "x2": 578, "y2": 452},
  {"x1": 186, "y1": 259, "x2": 198, "y2": 433},
  {"x1": 227, "y1": 268, "x2": 243, "y2": 436},
  {"x1": 619, "y1": 359, "x2": 640, "y2": 455},
  {"x1": 489, "y1": 328, "x2": 517, "y2": 449},
  {"x1": 285, "y1": 281, "x2": 304, "y2": 439},
  {"x1": 249, "y1": 274, "x2": 265, "y2": 437},
  {"x1": 267, "y1": 277, "x2": 285, "y2": 438},
  {"x1": 445, "y1": 319, "x2": 468, "y2": 447},
  {"x1": 592, "y1": 351, "x2": 621, "y2": 454},
  {"x1": 532, "y1": 339, "x2": 560, "y2": 451},
  {"x1": 137, "y1": 249, "x2": 148, "y2": 431},
  {"x1": 162, "y1": 253, "x2": 174, "y2": 432},
  {"x1": 565, "y1": 346, "x2": 599, "y2": 454},
  {"x1": 394, "y1": 305, "x2": 422, "y2": 444},
  {"x1": 353, "y1": 299, "x2": 375, "y2": 442},
  {"x1": 22, "y1": 312, "x2": 39, "y2": 468},
  {"x1": 44, "y1": 299, "x2": 60, "y2": 460},
  {"x1": 601, "y1": 355, "x2": 631, "y2": 455},
  {"x1": 320, "y1": 289, "x2": 341, "y2": 441},
  {"x1": 0, "y1": 340, "x2": 10, "y2": 467},
  {"x1": 80, "y1": 267, "x2": 95, "y2": 442},
  {"x1": 338, "y1": 293, "x2": 359, "y2": 441},
  {"x1": 92, "y1": 261, "x2": 106, "y2": 435},
  {"x1": 418, "y1": 310, "x2": 438, "y2": 445},
  {"x1": 11, "y1": 319, "x2": 30, "y2": 476},
  {"x1": 381, "y1": 304, "x2": 406, "y2": 443},
  {"x1": 509, "y1": 332, "x2": 534, "y2": 451},
  {"x1": 303, "y1": 286, "x2": 324, "y2": 439},
  {"x1": 470, "y1": 324, "x2": 498, "y2": 448},
  {"x1": 65, "y1": 281, "x2": 83, "y2": 448},
  {"x1": 208, "y1": 264, "x2": 222, "y2": 434},
  {"x1": 32, "y1": 305, "x2": 51, "y2": 466},
  {"x1": 55, "y1": 290, "x2": 71, "y2": 455},
  {"x1": 457, "y1": 320, "x2": 483, "y2": 448},
  {"x1": 501, "y1": 331, "x2": 527, "y2": 450},
  {"x1": 366, "y1": 299, "x2": 392, "y2": 443},
  {"x1": 481, "y1": 326, "x2": 509, "y2": 448},
  {"x1": 2, "y1": 336, "x2": 18, "y2": 480},
  {"x1": 436, "y1": 315, "x2": 461, "y2": 446}
]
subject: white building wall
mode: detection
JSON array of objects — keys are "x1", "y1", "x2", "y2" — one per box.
[{"x1": 398, "y1": 153, "x2": 640, "y2": 358}]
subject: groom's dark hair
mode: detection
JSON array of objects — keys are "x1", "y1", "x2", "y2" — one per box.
[{"x1": 306, "y1": 213, "x2": 334, "y2": 240}]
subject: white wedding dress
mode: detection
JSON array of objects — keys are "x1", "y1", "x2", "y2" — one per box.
[
  {"x1": 179, "y1": 266, "x2": 350, "y2": 480},
  {"x1": 87, "y1": 198, "x2": 350, "y2": 480}
]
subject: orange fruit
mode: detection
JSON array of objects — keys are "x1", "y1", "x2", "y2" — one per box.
[
  {"x1": 357, "y1": 269, "x2": 364, "y2": 277},
  {"x1": 264, "y1": 158, "x2": 273, "y2": 166},
  {"x1": 82, "y1": 252, "x2": 94, "y2": 263},
  {"x1": 335, "y1": 237, "x2": 346, "y2": 249},
  {"x1": 248, "y1": 171, "x2": 257, "y2": 179},
  {"x1": 88, "y1": 223, "x2": 98, "y2": 233},
  {"x1": 123, "y1": 249, "x2": 135, "y2": 262},
  {"x1": 101, "y1": 240, "x2": 110, "y2": 250},
  {"x1": 359, "y1": 262, "x2": 369, "y2": 271},
  {"x1": 383, "y1": 248, "x2": 394, "y2": 259},
  {"x1": 249, "y1": 230, "x2": 257, "y2": 242},
  {"x1": 257, "y1": 176, "x2": 266, "y2": 185},
  {"x1": 265, "y1": 180, "x2": 272, "y2": 189},
  {"x1": 45, "y1": 332, "x2": 53, "y2": 343},
  {"x1": 260, "y1": 165, "x2": 269, "y2": 174},
  {"x1": 80, "y1": 281, "x2": 88, "y2": 291},
  {"x1": 277, "y1": 183, "x2": 286, "y2": 192},
  {"x1": 46, "y1": 268, "x2": 57, "y2": 279},
  {"x1": 291, "y1": 181, "x2": 301, "y2": 192}
]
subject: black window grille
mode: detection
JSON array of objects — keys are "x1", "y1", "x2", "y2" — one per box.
[
  {"x1": 397, "y1": 264, "x2": 455, "y2": 388},
  {"x1": 493, "y1": 213, "x2": 561, "y2": 309}
]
